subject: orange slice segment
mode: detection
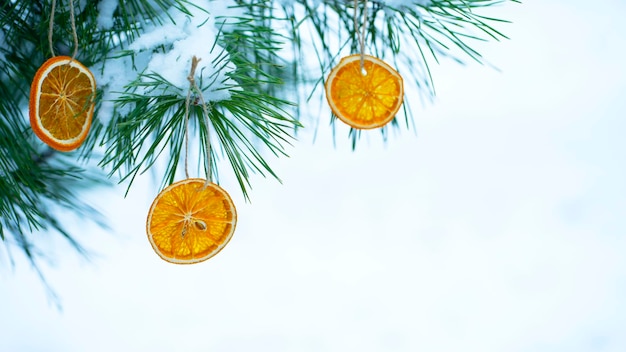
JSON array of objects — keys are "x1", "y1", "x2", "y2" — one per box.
[
  {"x1": 29, "y1": 56, "x2": 96, "y2": 152},
  {"x1": 325, "y1": 54, "x2": 404, "y2": 129},
  {"x1": 146, "y1": 178, "x2": 237, "y2": 264}
]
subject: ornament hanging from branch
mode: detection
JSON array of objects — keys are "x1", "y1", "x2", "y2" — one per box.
[
  {"x1": 325, "y1": 0, "x2": 404, "y2": 130},
  {"x1": 29, "y1": 0, "x2": 96, "y2": 152},
  {"x1": 146, "y1": 178, "x2": 237, "y2": 264},
  {"x1": 326, "y1": 54, "x2": 404, "y2": 129},
  {"x1": 145, "y1": 57, "x2": 238, "y2": 264}
]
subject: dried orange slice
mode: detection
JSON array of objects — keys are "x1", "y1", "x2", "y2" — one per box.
[
  {"x1": 29, "y1": 56, "x2": 96, "y2": 152},
  {"x1": 146, "y1": 178, "x2": 237, "y2": 264},
  {"x1": 325, "y1": 54, "x2": 404, "y2": 129}
]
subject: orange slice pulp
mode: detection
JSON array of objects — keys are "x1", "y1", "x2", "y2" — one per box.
[
  {"x1": 29, "y1": 56, "x2": 96, "y2": 152},
  {"x1": 146, "y1": 178, "x2": 237, "y2": 264},
  {"x1": 325, "y1": 54, "x2": 404, "y2": 129}
]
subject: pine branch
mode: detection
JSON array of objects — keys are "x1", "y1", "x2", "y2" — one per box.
[{"x1": 99, "y1": 1, "x2": 300, "y2": 200}]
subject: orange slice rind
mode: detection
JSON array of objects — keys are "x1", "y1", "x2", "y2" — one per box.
[
  {"x1": 29, "y1": 56, "x2": 96, "y2": 152},
  {"x1": 146, "y1": 178, "x2": 237, "y2": 264},
  {"x1": 325, "y1": 54, "x2": 404, "y2": 130}
]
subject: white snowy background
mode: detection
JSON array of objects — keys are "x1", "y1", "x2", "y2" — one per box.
[{"x1": 2, "y1": 0, "x2": 626, "y2": 351}]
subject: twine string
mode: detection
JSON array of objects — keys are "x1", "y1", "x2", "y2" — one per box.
[
  {"x1": 183, "y1": 57, "x2": 199, "y2": 179},
  {"x1": 353, "y1": 0, "x2": 369, "y2": 73},
  {"x1": 184, "y1": 56, "x2": 213, "y2": 185},
  {"x1": 48, "y1": 0, "x2": 57, "y2": 56},
  {"x1": 48, "y1": 0, "x2": 80, "y2": 59},
  {"x1": 198, "y1": 86, "x2": 213, "y2": 186},
  {"x1": 68, "y1": 0, "x2": 79, "y2": 60}
]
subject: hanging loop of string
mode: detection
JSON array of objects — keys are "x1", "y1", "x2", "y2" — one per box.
[
  {"x1": 48, "y1": 0, "x2": 57, "y2": 56},
  {"x1": 183, "y1": 58, "x2": 196, "y2": 180},
  {"x1": 184, "y1": 56, "x2": 213, "y2": 185},
  {"x1": 353, "y1": 0, "x2": 369, "y2": 73},
  {"x1": 48, "y1": 0, "x2": 80, "y2": 59}
]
